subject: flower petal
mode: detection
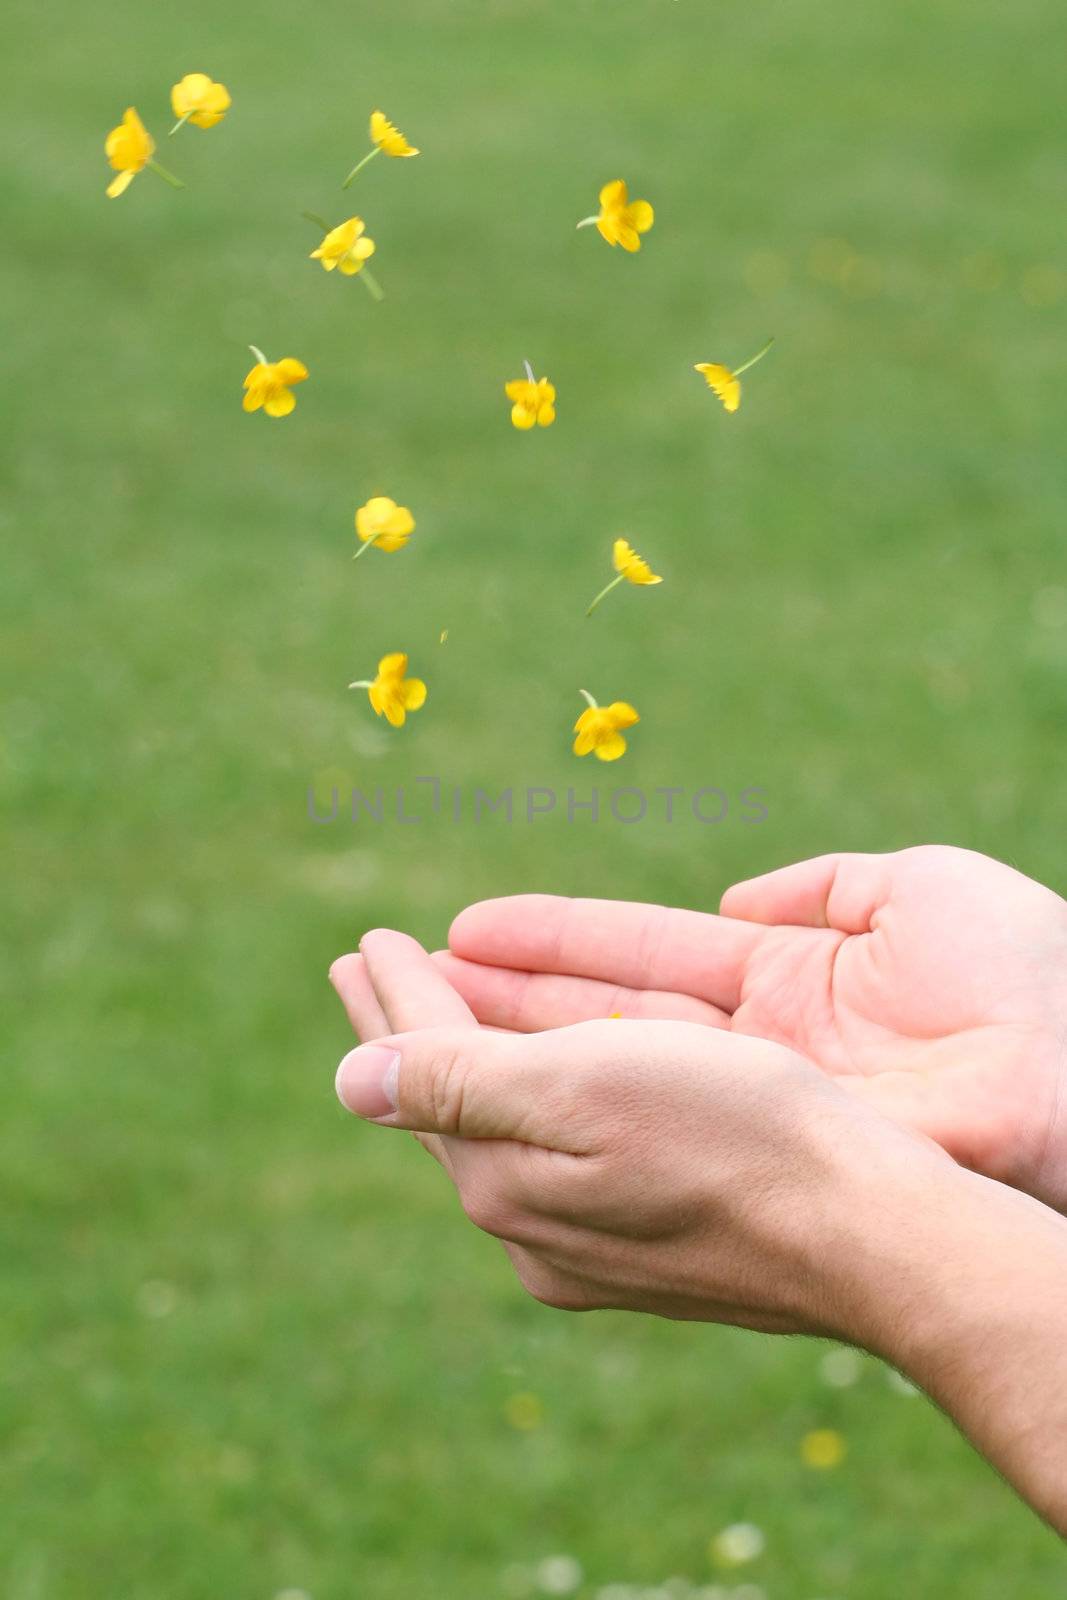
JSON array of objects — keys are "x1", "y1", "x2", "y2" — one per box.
[
  {"x1": 274, "y1": 359, "x2": 308, "y2": 385},
  {"x1": 377, "y1": 652, "x2": 408, "y2": 680},
  {"x1": 402, "y1": 678, "x2": 427, "y2": 710},
  {"x1": 606, "y1": 702, "x2": 640, "y2": 728},
  {"x1": 106, "y1": 169, "x2": 134, "y2": 198},
  {"x1": 594, "y1": 732, "x2": 627, "y2": 761},
  {"x1": 627, "y1": 200, "x2": 654, "y2": 233},
  {"x1": 599, "y1": 179, "x2": 627, "y2": 211},
  {"x1": 263, "y1": 387, "x2": 296, "y2": 418}
]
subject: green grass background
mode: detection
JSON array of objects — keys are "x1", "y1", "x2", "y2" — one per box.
[{"x1": 4, "y1": 0, "x2": 1067, "y2": 1593}]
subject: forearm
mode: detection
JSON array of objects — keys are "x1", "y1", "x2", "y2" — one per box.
[{"x1": 838, "y1": 1154, "x2": 1067, "y2": 1534}]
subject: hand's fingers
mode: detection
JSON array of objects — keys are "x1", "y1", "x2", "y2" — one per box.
[
  {"x1": 360, "y1": 928, "x2": 478, "y2": 1033},
  {"x1": 334, "y1": 1021, "x2": 628, "y2": 1148},
  {"x1": 432, "y1": 950, "x2": 728, "y2": 1031},
  {"x1": 329, "y1": 953, "x2": 390, "y2": 1041},
  {"x1": 448, "y1": 895, "x2": 765, "y2": 1014},
  {"x1": 720, "y1": 853, "x2": 892, "y2": 933}
]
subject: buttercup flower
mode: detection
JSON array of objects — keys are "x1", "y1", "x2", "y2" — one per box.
[
  {"x1": 505, "y1": 361, "x2": 556, "y2": 430},
  {"x1": 354, "y1": 496, "x2": 415, "y2": 559},
  {"x1": 311, "y1": 217, "x2": 376, "y2": 275},
  {"x1": 695, "y1": 338, "x2": 775, "y2": 413},
  {"x1": 105, "y1": 107, "x2": 182, "y2": 197},
  {"x1": 370, "y1": 110, "x2": 419, "y2": 158},
  {"x1": 586, "y1": 537, "x2": 663, "y2": 615},
  {"x1": 573, "y1": 690, "x2": 639, "y2": 761},
  {"x1": 170, "y1": 73, "x2": 231, "y2": 132},
  {"x1": 577, "y1": 180, "x2": 654, "y2": 252},
  {"x1": 800, "y1": 1428, "x2": 847, "y2": 1470},
  {"x1": 242, "y1": 346, "x2": 308, "y2": 417},
  {"x1": 348, "y1": 652, "x2": 427, "y2": 727},
  {"x1": 342, "y1": 109, "x2": 419, "y2": 187}
]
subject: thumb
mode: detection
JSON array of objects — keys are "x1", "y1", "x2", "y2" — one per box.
[{"x1": 334, "y1": 1026, "x2": 582, "y2": 1147}]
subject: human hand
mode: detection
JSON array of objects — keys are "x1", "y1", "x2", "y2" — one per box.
[
  {"x1": 433, "y1": 847, "x2": 1067, "y2": 1210},
  {"x1": 331, "y1": 929, "x2": 952, "y2": 1337}
]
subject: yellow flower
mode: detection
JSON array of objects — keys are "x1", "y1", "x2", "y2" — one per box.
[
  {"x1": 586, "y1": 537, "x2": 662, "y2": 615},
  {"x1": 354, "y1": 496, "x2": 415, "y2": 558},
  {"x1": 310, "y1": 216, "x2": 376, "y2": 276},
  {"x1": 573, "y1": 691, "x2": 639, "y2": 761},
  {"x1": 349, "y1": 652, "x2": 427, "y2": 728},
  {"x1": 370, "y1": 110, "x2": 419, "y2": 158},
  {"x1": 342, "y1": 110, "x2": 419, "y2": 187},
  {"x1": 105, "y1": 107, "x2": 155, "y2": 198},
  {"x1": 577, "y1": 180, "x2": 654, "y2": 252},
  {"x1": 695, "y1": 338, "x2": 775, "y2": 413},
  {"x1": 170, "y1": 73, "x2": 231, "y2": 131},
  {"x1": 800, "y1": 1428, "x2": 847, "y2": 1470},
  {"x1": 242, "y1": 347, "x2": 308, "y2": 418},
  {"x1": 505, "y1": 362, "x2": 556, "y2": 430}
]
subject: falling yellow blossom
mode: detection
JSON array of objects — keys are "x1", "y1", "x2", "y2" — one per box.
[
  {"x1": 170, "y1": 73, "x2": 231, "y2": 132},
  {"x1": 505, "y1": 361, "x2": 556, "y2": 430},
  {"x1": 349, "y1": 652, "x2": 427, "y2": 728},
  {"x1": 354, "y1": 496, "x2": 415, "y2": 559},
  {"x1": 577, "y1": 180, "x2": 654, "y2": 253},
  {"x1": 586, "y1": 537, "x2": 662, "y2": 615},
  {"x1": 311, "y1": 216, "x2": 376, "y2": 275},
  {"x1": 242, "y1": 347, "x2": 308, "y2": 417},
  {"x1": 695, "y1": 338, "x2": 775, "y2": 413},
  {"x1": 105, "y1": 107, "x2": 182, "y2": 197},
  {"x1": 800, "y1": 1428, "x2": 847, "y2": 1469},
  {"x1": 573, "y1": 691, "x2": 639, "y2": 761},
  {"x1": 342, "y1": 109, "x2": 419, "y2": 187},
  {"x1": 504, "y1": 1392, "x2": 544, "y2": 1431}
]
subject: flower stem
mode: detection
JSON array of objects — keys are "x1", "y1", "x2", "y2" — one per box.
[
  {"x1": 732, "y1": 337, "x2": 775, "y2": 377},
  {"x1": 348, "y1": 679, "x2": 372, "y2": 689},
  {"x1": 168, "y1": 112, "x2": 192, "y2": 137},
  {"x1": 352, "y1": 539, "x2": 373, "y2": 560},
  {"x1": 576, "y1": 216, "x2": 599, "y2": 230},
  {"x1": 148, "y1": 158, "x2": 185, "y2": 189},
  {"x1": 523, "y1": 359, "x2": 536, "y2": 383},
  {"x1": 586, "y1": 574, "x2": 625, "y2": 617},
  {"x1": 578, "y1": 688, "x2": 599, "y2": 709},
  {"x1": 358, "y1": 268, "x2": 385, "y2": 303},
  {"x1": 301, "y1": 209, "x2": 331, "y2": 232},
  {"x1": 341, "y1": 146, "x2": 380, "y2": 189},
  {"x1": 248, "y1": 345, "x2": 268, "y2": 366}
]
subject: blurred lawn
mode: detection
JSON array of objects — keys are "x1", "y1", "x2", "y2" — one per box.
[{"x1": 4, "y1": 0, "x2": 1067, "y2": 1594}]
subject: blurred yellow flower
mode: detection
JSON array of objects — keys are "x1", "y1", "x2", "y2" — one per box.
[
  {"x1": 505, "y1": 362, "x2": 556, "y2": 430},
  {"x1": 586, "y1": 537, "x2": 662, "y2": 615},
  {"x1": 311, "y1": 216, "x2": 376, "y2": 275},
  {"x1": 242, "y1": 347, "x2": 308, "y2": 417},
  {"x1": 800, "y1": 1428, "x2": 847, "y2": 1469},
  {"x1": 504, "y1": 1392, "x2": 544, "y2": 1431},
  {"x1": 577, "y1": 179, "x2": 654, "y2": 253},
  {"x1": 170, "y1": 73, "x2": 231, "y2": 131},
  {"x1": 342, "y1": 110, "x2": 419, "y2": 187},
  {"x1": 354, "y1": 496, "x2": 415, "y2": 558},
  {"x1": 349, "y1": 653, "x2": 427, "y2": 728},
  {"x1": 105, "y1": 107, "x2": 180, "y2": 198},
  {"x1": 573, "y1": 691, "x2": 639, "y2": 761},
  {"x1": 695, "y1": 338, "x2": 774, "y2": 413},
  {"x1": 371, "y1": 110, "x2": 419, "y2": 158}
]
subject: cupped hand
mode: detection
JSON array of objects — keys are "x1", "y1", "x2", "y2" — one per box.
[
  {"x1": 433, "y1": 847, "x2": 1067, "y2": 1209},
  {"x1": 331, "y1": 930, "x2": 947, "y2": 1339}
]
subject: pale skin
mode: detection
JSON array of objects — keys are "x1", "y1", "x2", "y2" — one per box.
[{"x1": 329, "y1": 846, "x2": 1067, "y2": 1535}]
